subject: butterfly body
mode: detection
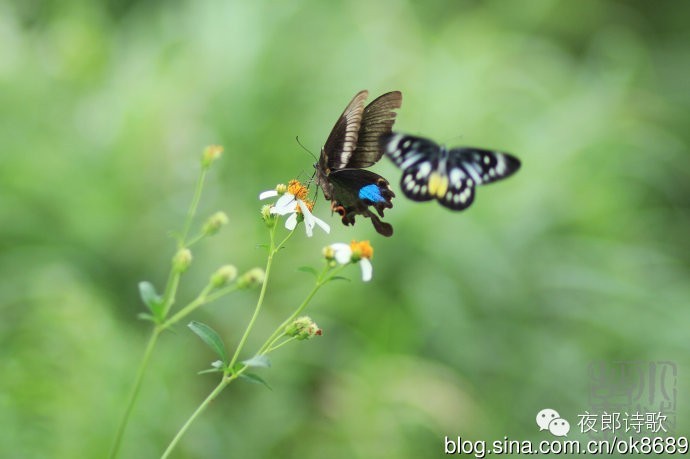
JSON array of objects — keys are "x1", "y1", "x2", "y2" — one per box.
[
  {"x1": 315, "y1": 90, "x2": 402, "y2": 236},
  {"x1": 382, "y1": 133, "x2": 521, "y2": 211}
]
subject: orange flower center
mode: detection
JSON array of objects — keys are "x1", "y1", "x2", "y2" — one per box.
[
  {"x1": 287, "y1": 180, "x2": 309, "y2": 201},
  {"x1": 350, "y1": 240, "x2": 373, "y2": 260}
]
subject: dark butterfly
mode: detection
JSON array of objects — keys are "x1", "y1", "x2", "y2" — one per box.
[
  {"x1": 314, "y1": 90, "x2": 402, "y2": 237},
  {"x1": 381, "y1": 133, "x2": 521, "y2": 211}
]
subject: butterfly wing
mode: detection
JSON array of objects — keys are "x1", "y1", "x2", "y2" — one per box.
[
  {"x1": 320, "y1": 90, "x2": 369, "y2": 172},
  {"x1": 382, "y1": 133, "x2": 521, "y2": 211},
  {"x1": 381, "y1": 133, "x2": 442, "y2": 202},
  {"x1": 346, "y1": 91, "x2": 403, "y2": 169},
  {"x1": 315, "y1": 91, "x2": 402, "y2": 235},
  {"x1": 327, "y1": 169, "x2": 395, "y2": 237}
]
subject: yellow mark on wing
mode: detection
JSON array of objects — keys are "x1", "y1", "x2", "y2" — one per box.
[{"x1": 428, "y1": 172, "x2": 449, "y2": 198}]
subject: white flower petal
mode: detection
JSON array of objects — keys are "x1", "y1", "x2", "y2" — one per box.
[
  {"x1": 285, "y1": 213, "x2": 298, "y2": 230},
  {"x1": 359, "y1": 259, "x2": 373, "y2": 282},
  {"x1": 329, "y1": 243, "x2": 352, "y2": 264},
  {"x1": 259, "y1": 190, "x2": 278, "y2": 200},
  {"x1": 312, "y1": 214, "x2": 331, "y2": 234},
  {"x1": 297, "y1": 200, "x2": 315, "y2": 237},
  {"x1": 272, "y1": 193, "x2": 297, "y2": 215}
]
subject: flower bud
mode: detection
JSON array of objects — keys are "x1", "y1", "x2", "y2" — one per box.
[
  {"x1": 172, "y1": 248, "x2": 192, "y2": 273},
  {"x1": 285, "y1": 316, "x2": 322, "y2": 340},
  {"x1": 202, "y1": 211, "x2": 229, "y2": 236},
  {"x1": 201, "y1": 145, "x2": 223, "y2": 168},
  {"x1": 261, "y1": 204, "x2": 277, "y2": 227},
  {"x1": 322, "y1": 245, "x2": 335, "y2": 261},
  {"x1": 275, "y1": 183, "x2": 287, "y2": 194},
  {"x1": 210, "y1": 264, "x2": 238, "y2": 288},
  {"x1": 237, "y1": 267, "x2": 265, "y2": 289}
]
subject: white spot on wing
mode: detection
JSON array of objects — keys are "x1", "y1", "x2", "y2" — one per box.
[
  {"x1": 386, "y1": 134, "x2": 403, "y2": 154},
  {"x1": 463, "y1": 162, "x2": 483, "y2": 184},
  {"x1": 496, "y1": 153, "x2": 506, "y2": 174},
  {"x1": 449, "y1": 168, "x2": 463, "y2": 188},
  {"x1": 416, "y1": 162, "x2": 432, "y2": 179},
  {"x1": 400, "y1": 154, "x2": 423, "y2": 170}
]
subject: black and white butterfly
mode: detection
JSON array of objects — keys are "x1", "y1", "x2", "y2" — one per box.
[
  {"x1": 381, "y1": 133, "x2": 521, "y2": 211},
  {"x1": 314, "y1": 90, "x2": 402, "y2": 237}
]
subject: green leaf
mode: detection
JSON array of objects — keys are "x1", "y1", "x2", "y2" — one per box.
[
  {"x1": 327, "y1": 276, "x2": 351, "y2": 283},
  {"x1": 242, "y1": 355, "x2": 271, "y2": 368},
  {"x1": 297, "y1": 266, "x2": 318, "y2": 277},
  {"x1": 137, "y1": 312, "x2": 156, "y2": 322},
  {"x1": 239, "y1": 372, "x2": 272, "y2": 390},
  {"x1": 198, "y1": 367, "x2": 224, "y2": 375},
  {"x1": 139, "y1": 281, "x2": 163, "y2": 314},
  {"x1": 187, "y1": 321, "x2": 229, "y2": 364}
]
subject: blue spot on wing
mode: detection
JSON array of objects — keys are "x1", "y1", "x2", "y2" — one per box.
[{"x1": 358, "y1": 184, "x2": 386, "y2": 203}]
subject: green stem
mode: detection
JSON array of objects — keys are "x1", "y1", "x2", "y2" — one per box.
[
  {"x1": 160, "y1": 375, "x2": 233, "y2": 459},
  {"x1": 263, "y1": 335, "x2": 297, "y2": 353},
  {"x1": 179, "y1": 167, "x2": 208, "y2": 247},
  {"x1": 161, "y1": 283, "x2": 225, "y2": 330},
  {"x1": 258, "y1": 264, "x2": 342, "y2": 355},
  {"x1": 109, "y1": 327, "x2": 162, "y2": 459},
  {"x1": 159, "y1": 267, "x2": 181, "y2": 320},
  {"x1": 185, "y1": 232, "x2": 205, "y2": 248},
  {"x1": 227, "y1": 225, "x2": 280, "y2": 369}
]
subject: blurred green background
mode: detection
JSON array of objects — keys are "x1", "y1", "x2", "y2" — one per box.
[{"x1": 1, "y1": 0, "x2": 689, "y2": 457}]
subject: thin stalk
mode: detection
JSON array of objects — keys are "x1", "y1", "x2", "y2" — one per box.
[
  {"x1": 263, "y1": 335, "x2": 297, "y2": 353},
  {"x1": 159, "y1": 266, "x2": 181, "y2": 320},
  {"x1": 227, "y1": 224, "x2": 279, "y2": 369},
  {"x1": 161, "y1": 284, "x2": 221, "y2": 330},
  {"x1": 110, "y1": 164, "x2": 210, "y2": 457},
  {"x1": 109, "y1": 327, "x2": 162, "y2": 459},
  {"x1": 179, "y1": 167, "x2": 208, "y2": 247},
  {"x1": 160, "y1": 375, "x2": 234, "y2": 459},
  {"x1": 258, "y1": 264, "x2": 342, "y2": 355}
]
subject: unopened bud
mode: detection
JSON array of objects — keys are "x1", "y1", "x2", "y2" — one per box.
[
  {"x1": 203, "y1": 211, "x2": 229, "y2": 236},
  {"x1": 210, "y1": 264, "x2": 238, "y2": 288},
  {"x1": 285, "y1": 316, "x2": 322, "y2": 340},
  {"x1": 322, "y1": 245, "x2": 335, "y2": 261},
  {"x1": 173, "y1": 248, "x2": 192, "y2": 273},
  {"x1": 201, "y1": 145, "x2": 223, "y2": 168},
  {"x1": 261, "y1": 204, "x2": 277, "y2": 227},
  {"x1": 237, "y1": 267, "x2": 265, "y2": 289}
]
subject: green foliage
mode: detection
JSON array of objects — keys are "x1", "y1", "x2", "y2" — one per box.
[
  {"x1": 138, "y1": 281, "x2": 163, "y2": 317},
  {"x1": 242, "y1": 355, "x2": 271, "y2": 369},
  {"x1": 188, "y1": 321, "x2": 229, "y2": 366}
]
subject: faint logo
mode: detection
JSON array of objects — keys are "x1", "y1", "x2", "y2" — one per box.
[
  {"x1": 588, "y1": 361, "x2": 677, "y2": 436},
  {"x1": 536, "y1": 408, "x2": 571, "y2": 437}
]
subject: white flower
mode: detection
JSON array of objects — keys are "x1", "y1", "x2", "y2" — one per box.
[
  {"x1": 259, "y1": 181, "x2": 330, "y2": 237},
  {"x1": 258, "y1": 189, "x2": 279, "y2": 200},
  {"x1": 326, "y1": 241, "x2": 374, "y2": 282}
]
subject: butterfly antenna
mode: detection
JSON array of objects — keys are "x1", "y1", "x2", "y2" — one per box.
[
  {"x1": 302, "y1": 169, "x2": 318, "y2": 202},
  {"x1": 295, "y1": 136, "x2": 318, "y2": 162}
]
